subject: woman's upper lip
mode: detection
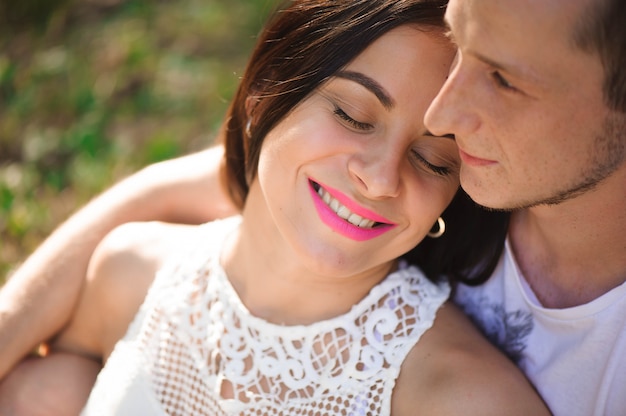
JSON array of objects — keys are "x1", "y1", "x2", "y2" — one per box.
[{"x1": 310, "y1": 180, "x2": 395, "y2": 225}]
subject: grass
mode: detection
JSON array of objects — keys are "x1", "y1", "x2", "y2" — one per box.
[{"x1": 0, "y1": 0, "x2": 281, "y2": 283}]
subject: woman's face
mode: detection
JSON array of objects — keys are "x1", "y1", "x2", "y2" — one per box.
[{"x1": 247, "y1": 25, "x2": 459, "y2": 278}]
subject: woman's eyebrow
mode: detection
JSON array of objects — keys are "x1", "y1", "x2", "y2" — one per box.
[{"x1": 335, "y1": 70, "x2": 395, "y2": 110}]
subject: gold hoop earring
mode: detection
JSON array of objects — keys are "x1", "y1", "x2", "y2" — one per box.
[
  {"x1": 245, "y1": 118, "x2": 252, "y2": 138},
  {"x1": 427, "y1": 217, "x2": 445, "y2": 238}
]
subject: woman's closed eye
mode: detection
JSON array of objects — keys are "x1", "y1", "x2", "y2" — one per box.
[
  {"x1": 333, "y1": 105, "x2": 373, "y2": 131},
  {"x1": 410, "y1": 150, "x2": 453, "y2": 177}
]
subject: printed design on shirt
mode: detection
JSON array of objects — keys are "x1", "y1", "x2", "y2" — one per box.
[{"x1": 460, "y1": 296, "x2": 533, "y2": 364}]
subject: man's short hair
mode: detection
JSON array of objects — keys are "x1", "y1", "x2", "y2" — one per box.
[{"x1": 574, "y1": 0, "x2": 626, "y2": 112}]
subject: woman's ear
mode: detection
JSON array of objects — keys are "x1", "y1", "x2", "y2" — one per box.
[
  {"x1": 245, "y1": 95, "x2": 259, "y2": 118},
  {"x1": 244, "y1": 96, "x2": 259, "y2": 139}
]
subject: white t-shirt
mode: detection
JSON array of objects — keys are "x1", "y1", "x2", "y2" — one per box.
[{"x1": 454, "y1": 239, "x2": 626, "y2": 416}]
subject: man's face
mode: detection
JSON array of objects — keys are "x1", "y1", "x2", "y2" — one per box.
[{"x1": 425, "y1": 0, "x2": 626, "y2": 210}]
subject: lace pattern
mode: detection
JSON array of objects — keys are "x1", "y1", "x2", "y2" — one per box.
[{"x1": 85, "y1": 217, "x2": 450, "y2": 415}]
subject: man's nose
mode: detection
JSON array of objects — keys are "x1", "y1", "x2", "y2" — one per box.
[{"x1": 425, "y1": 57, "x2": 480, "y2": 139}]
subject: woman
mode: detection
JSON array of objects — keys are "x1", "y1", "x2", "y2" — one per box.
[{"x1": 15, "y1": 0, "x2": 548, "y2": 414}]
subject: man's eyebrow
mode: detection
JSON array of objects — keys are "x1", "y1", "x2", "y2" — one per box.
[
  {"x1": 335, "y1": 70, "x2": 395, "y2": 110},
  {"x1": 442, "y1": 7, "x2": 542, "y2": 88},
  {"x1": 472, "y1": 51, "x2": 543, "y2": 86}
]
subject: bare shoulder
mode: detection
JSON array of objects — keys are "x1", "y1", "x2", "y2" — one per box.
[
  {"x1": 53, "y1": 222, "x2": 199, "y2": 361},
  {"x1": 392, "y1": 302, "x2": 551, "y2": 416}
]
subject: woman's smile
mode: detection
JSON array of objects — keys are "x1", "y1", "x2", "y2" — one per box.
[
  {"x1": 308, "y1": 179, "x2": 396, "y2": 241},
  {"x1": 314, "y1": 182, "x2": 377, "y2": 228}
]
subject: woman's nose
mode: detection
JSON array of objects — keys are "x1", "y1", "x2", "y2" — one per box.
[{"x1": 348, "y1": 142, "x2": 402, "y2": 199}]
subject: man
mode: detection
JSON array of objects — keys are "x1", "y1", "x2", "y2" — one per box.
[
  {"x1": 1, "y1": 0, "x2": 624, "y2": 414},
  {"x1": 424, "y1": 0, "x2": 626, "y2": 414}
]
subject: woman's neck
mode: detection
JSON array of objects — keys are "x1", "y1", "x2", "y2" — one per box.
[{"x1": 220, "y1": 187, "x2": 395, "y2": 326}]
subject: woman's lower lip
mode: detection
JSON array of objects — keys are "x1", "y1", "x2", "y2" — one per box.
[
  {"x1": 459, "y1": 149, "x2": 497, "y2": 167},
  {"x1": 308, "y1": 183, "x2": 395, "y2": 242}
]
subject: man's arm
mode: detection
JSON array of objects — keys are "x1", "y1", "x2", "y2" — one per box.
[{"x1": 0, "y1": 145, "x2": 236, "y2": 379}]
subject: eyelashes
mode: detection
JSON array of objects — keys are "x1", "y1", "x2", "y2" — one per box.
[
  {"x1": 332, "y1": 103, "x2": 455, "y2": 177},
  {"x1": 411, "y1": 151, "x2": 451, "y2": 176},
  {"x1": 491, "y1": 70, "x2": 517, "y2": 92},
  {"x1": 333, "y1": 105, "x2": 372, "y2": 131}
]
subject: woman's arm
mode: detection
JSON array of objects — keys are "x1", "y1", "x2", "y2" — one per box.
[
  {"x1": 0, "y1": 145, "x2": 236, "y2": 379},
  {"x1": 0, "y1": 353, "x2": 102, "y2": 416},
  {"x1": 52, "y1": 221, "x2": 201, "y2": 361}
]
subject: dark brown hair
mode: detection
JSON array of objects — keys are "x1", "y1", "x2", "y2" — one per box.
[{"x1": 220, "y1": 0, "x2": 508, "y2": 285}]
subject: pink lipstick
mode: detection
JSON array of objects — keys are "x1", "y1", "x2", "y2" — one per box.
[{"x1": 308, "y1": 179, "x2": 396, "y2": 241}]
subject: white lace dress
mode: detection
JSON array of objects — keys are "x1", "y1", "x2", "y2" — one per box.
[{"x1": 82, "y1": 217, "x2": 450, "y2": 416}]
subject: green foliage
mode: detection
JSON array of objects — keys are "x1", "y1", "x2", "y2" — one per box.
[{"x1": 0, "y1": 0, "x2": 281, "y2": 282}]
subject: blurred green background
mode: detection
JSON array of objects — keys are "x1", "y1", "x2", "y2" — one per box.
[{"x1": 0, "y1": 0, "x2": 281, "y2": 283}]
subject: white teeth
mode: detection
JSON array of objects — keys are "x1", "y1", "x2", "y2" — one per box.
[
  {"x1": 316, "y1": 186, "x2": 376, "y2": 228},
  {"x1": 336, "y1": 206, "x2": 350, "y2": 220},
  {"x1": 358, "y1": 218, "x2": 371, "y2": 228},
  {"x1": 348, "y1": 213, "x2": 364, "y2": 226}
]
